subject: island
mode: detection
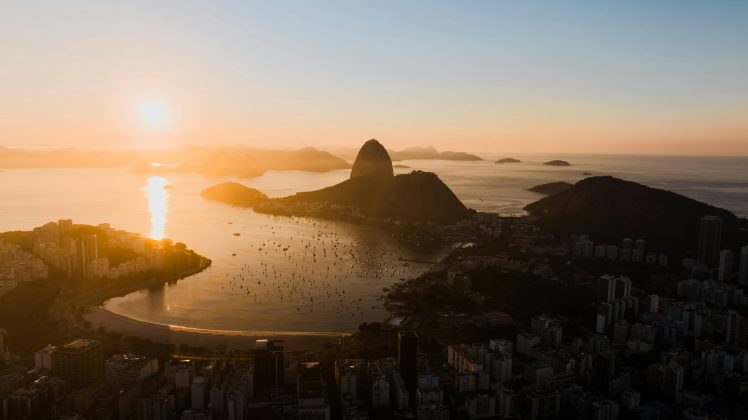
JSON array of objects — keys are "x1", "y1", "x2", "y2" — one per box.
[
  {"x1": 388, "y1": 146, "x2": 483, "y2": 161},
  {"x1": 201, "y1": 181, "x2": 269, "y2": 207},
  {"x1": 393, "y1": 164, "x2": 411, "y2": 169},
  {"x1": 495, "y1": 157, "x2": 521, "y2": 164},
  {"x1": 527, "y1": 181, "x2": 573, "y2": 195},
  {"x1": 251, "y1": 139, "x2": 474, "y2": 225},
  {"x1": 543, "y1": 159, "x2": 571, "y2": 166},
  {"x1": 524, "y1": 176, "x2": 748, "y2": 253},
  {"x1": 0, "y1": 220, "x2": 210, "y2": 353}
]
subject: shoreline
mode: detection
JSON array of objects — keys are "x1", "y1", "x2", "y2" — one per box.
[{"x1": 85, "y1": 306, "x2": 347, "y2": 351}]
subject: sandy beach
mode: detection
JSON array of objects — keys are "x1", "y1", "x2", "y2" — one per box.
[{"x1": 85, "y1": 306, "x2": 349, "y2": 351}]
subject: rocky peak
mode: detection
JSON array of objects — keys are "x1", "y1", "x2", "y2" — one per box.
[{"x1": 350, "y1": 139, "x2": 394, "y2": 179}]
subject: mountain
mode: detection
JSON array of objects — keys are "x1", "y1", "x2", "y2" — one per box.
[
  {"x1": 527, "y1": 181, "x2": 573, "y2": 195},
  {"x1": 0, "y1": 145, "x2": 350, "y2": 176},
  {"x1": 255, "y1": 140, "x2": 472, "y2": 224},
  {"x1": 201, "y1": 182, "x2": 269, "y2": 207},
  {"x1": 543, "y1": 160, "x2": 571, "y2": 167},
  {"x1": 350, "y1": 139, "x2": 394, "y2": 179},
  {"x1": 524, "y1": 176, "x2": 748, "y2": 253},
  {"x1": 496, "y1": 158, "x2": 521, "y2": 164},
  {"x1": 388, "y1": 146, "x2": 483, "y2": 161}
]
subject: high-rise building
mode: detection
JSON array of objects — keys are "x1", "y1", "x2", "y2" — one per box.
[
  {"x1": 738, "y1": 245, "x2": 748, "y2": 286},
  {"x1": 335, "y1": 359, "x2": 366, "y2": 402},
  {"x1": 397, "y1": 329, "x2": 418, "y2": 405},
  {"x1": 718, "y1": 249, "x2": 734, "y2": 283},
  {"x1": 297, "y1": 362, "x2": 330, "y2": 420},
  {"x1": 78, "y1": 235, "x2": 98, "y2": 278},
  {"x1": 253, "y1": 339, "x2": 285, "y2": 398},
  {"x1": 697, "y1": 216, "x2": 722, "y2": 267},
  {"x1": 53, "y1": 339, "x2": 104, "y2": 388},
  {"x1": 57, "y1": 219, "x2": 73, "y2": 242},
  {"x1": 0, "y1": 328, "x2": 9, "y2": 366}
]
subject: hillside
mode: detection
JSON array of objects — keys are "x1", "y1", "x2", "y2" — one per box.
[{"x1": 524, "y1": 176, "x2": 748, "y2": 253}]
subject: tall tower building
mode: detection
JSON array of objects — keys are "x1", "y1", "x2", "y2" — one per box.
[
  {"x1": 718, "y1": 250, "x2": 734, "y2": 283},
  {"x1": 739, "y1": 245, "x2": 748, "y2": 286},
  {"x1": 697, "y1": 216, "x2": 722, "y2": 267},
  {"x1": 53, "y1": 339, "x2": 104, "y2": 388},
  {"x1": 0, "y1": 328, "x2": 9, "y2": 366},
  {"x1": 78, "y1": 235, "x2": 98, "y2": 278},
  {"x1": 57, "y1": 219, "x2": 73, "y2": 242},
  {"x1": 397, "y1": 329, "x2": 418, "y2": 406},
  {"x1": 253, "y1": 339, "x2": 285, "y2": 399}
]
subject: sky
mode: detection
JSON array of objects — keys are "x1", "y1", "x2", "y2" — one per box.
[{"x1": 1, "y1": 1, "x2": 747, "y2": 155}]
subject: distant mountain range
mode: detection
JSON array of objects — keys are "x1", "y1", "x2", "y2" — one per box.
[
  {"x1": 0, "y1": 145, "x2": 350, "y2": 178},
  {"x1": 388, "y1": 146, "x2": 483, "y2": 161},
  {"x1": 524, "y1": 176, "x2": 748, "y2": 254}
]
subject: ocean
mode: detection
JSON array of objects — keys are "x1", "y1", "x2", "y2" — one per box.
[{"x1": 1, "y1": 153, "x2": 746, "y2": 333}]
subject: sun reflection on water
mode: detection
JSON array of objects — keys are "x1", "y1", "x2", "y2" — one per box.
[{"x1": 145, "y1": 176, "x2": 168, "y2": 240}]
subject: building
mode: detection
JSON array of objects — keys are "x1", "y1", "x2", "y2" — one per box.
[
  {"x1": 718, "y1": 249, "x2": 734, "y2": 283},
  {"x1": 465, "y1": 392, "x2": 496, "y2": 419},
  {"x1": 527, "y1": 388, "x2": 560, "y2": 420},
  {"x1": 134, "y1": 394, "x2": 171, "y2": 420},
  {"x1": 105, "y1": 354, "x2": 158, "y2": 389},
  {"x1": 52, "y1": 339, "x2": 104, "y2": 388},
  {"x1": 397, "y1": 329, "x2": 418, "y2": 404},
  {"x1": 335, "y1": 359, "x2": 366, "y2": 403},
  {"x1": 297, "y1": 362, "x2": 331, "y2": 420},
  {"x1": 697, "y1": 216, "x2": 722, "y2": 267},
  {"x1": 0, "y1": 329, "x2": 9, "y2": 366},
  {"x1": 592, "y1": 399, "x2": 620, "y2": 420},
  {"x1": 253, "y1": 339, "x2": 285, "y2": 398},
  {"x1": 738, "y1": 245, "x2": 748, "y2": 286},
  {"x1": 78, "y1": 235, "x2": 98, "y2": 278}
]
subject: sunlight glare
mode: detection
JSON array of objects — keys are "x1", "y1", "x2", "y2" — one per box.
[
  {"x1": 145, "y1": 176, "x2": 168, "y2": 240},
  {"x1": 139, "y1": 101, "x2": 169, "y2": 129}
]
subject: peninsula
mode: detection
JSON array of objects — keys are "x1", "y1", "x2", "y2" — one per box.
[
  {"x1": 254, "y1": 139, "x2": 474, "y2": 225},
  {"x1": 0, "y1": 220, "x2": 210, "y2": 352}
]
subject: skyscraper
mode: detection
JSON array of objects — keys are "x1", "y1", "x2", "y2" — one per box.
[
  {"x1": 718, "y1": 249, "x2": 734, "y2": 283},
  {"x1": 0, "y1": 328, "x2": 9, "y2": 366},
  {"x1": 397, "y1": 329, "x2": 417, "y2": 406},
  {"x1": 253, "y1": 339, "x2": 285, "y2": 399},
  {"x1": 739, "y1": 245, "x2": 748, "y2": 286},
  {"x1": 697, "y1": 216, "x2": 722, "y2": 267},
  {"x1": 78, "y1": 235, "x2": 98, "y2": 278}
]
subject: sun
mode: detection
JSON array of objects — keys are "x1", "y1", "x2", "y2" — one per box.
[{"x1": 138, "y1": 100, "x2": 169, "y2": 129}]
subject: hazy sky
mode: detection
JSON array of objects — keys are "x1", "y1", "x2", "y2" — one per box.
[{"x1": 2, "y1": 1, "x2": 747, "y2": 155}]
